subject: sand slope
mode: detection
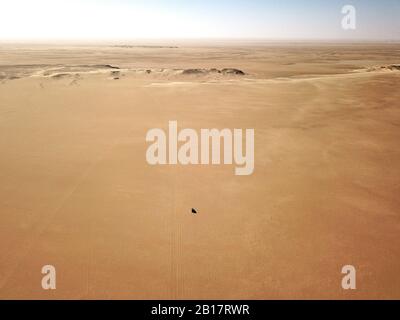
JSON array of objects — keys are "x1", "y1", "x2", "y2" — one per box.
[{"x1": 0, "y1": 43, "x2": 400, "y2": 299}]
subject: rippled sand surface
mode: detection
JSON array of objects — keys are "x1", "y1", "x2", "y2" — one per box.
[{"x1": 0, "y1": 42, "x2": 400, "y2": 299}]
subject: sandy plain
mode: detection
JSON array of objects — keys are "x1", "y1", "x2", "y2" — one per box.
[{"x1": 0, "y1": 42, "x2": 399, "y2": 299}]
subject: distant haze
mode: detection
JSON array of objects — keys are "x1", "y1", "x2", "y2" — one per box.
[{"x1": 0, "y1": 0, "x2": 399, "y2": 41}]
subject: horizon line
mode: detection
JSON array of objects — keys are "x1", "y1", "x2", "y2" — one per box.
[{"x1": 1, "y1": 38, "x2": 400, "y2": 44}]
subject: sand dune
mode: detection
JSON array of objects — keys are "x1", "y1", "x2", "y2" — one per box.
[
  {"x1": 1, "y1": 64, "x2": 247, "y2": 81},
  {"x1": 365, "y1": 64, "x2": 400, "y2": 72},
  {"x1": 0, "y1": 43, "x2": 400, "y2": 299}
]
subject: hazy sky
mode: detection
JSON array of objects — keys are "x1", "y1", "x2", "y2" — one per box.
[{"x1": 0, "y1": 0, "x2": 399, "y2": 40}]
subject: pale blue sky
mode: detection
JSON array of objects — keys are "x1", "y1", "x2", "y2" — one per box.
[{"x1": 0, "y1": 0, "x2": 399, "y2": 40}]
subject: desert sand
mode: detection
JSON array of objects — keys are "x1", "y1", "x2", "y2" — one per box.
[{"x1": 0, "y1": 42, "x2": 399, "y2": 299}]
